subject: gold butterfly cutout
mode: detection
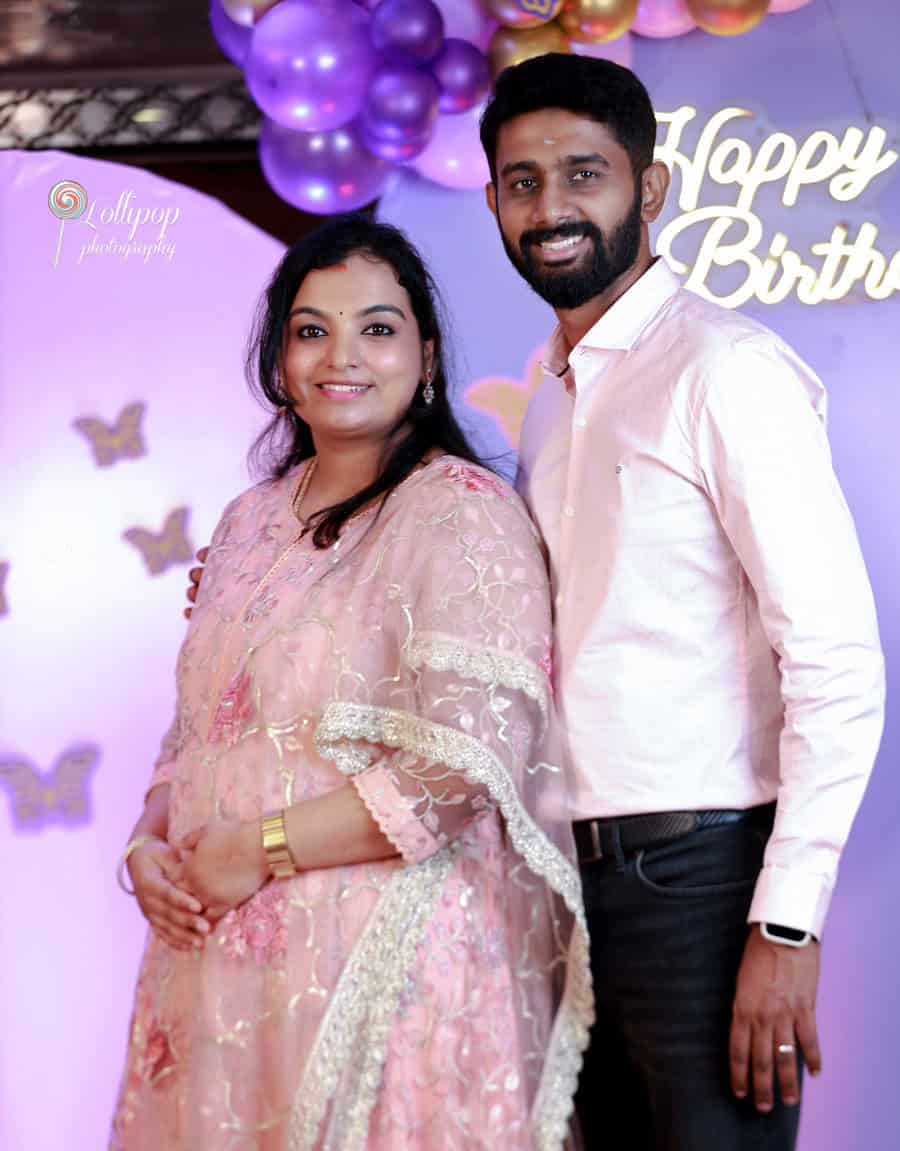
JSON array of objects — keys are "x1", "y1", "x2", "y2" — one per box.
[
  {"x1": 123, "y1": 506, "x2": 195, "y2": 576},
  {"x1": 73, "y1": 401, "x2": 147, "y2": 467},
  {"x1": 0, "y1": 744, "x2": 99, "y2": 831},
  {"x1": 463, "y1": 345, "x2": 547, "y2": 449},
  {"x1": 0, "y1": 562, "x2": 8, "y2": 617}
]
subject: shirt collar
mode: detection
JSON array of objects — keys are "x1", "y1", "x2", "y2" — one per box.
[{"x1": 541, "y1": 257, "x2": 681, "y2": 378}]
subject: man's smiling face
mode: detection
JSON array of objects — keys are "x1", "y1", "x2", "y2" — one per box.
[{"x1": 487, "y1": 108, "x2": 644, "y2": 310}]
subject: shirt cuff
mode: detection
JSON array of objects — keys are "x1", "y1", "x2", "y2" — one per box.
[
  {"x1": 748, "y1": 864, "x2": 834, "y2": 940},
  {"x1": 353, "y1": 767, "x2": 440, "y2": 865}
]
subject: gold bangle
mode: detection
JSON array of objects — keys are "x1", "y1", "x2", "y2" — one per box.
[
  {"x1": 116, "y1": 835, "x2": 157, "y2": 896},
  {"x1": 261, "y1": 810, "x2": 297, "y2": 880}
]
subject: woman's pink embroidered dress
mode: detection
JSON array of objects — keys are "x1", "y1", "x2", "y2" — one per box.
[{"x1": 112, "y1": 457, "x2": 592, "y2": 1151}]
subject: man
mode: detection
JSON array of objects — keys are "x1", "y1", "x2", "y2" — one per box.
[
  {"x1": 477, "y1": 54, "x2": 884, "y2": 1150},
  {"x1": 184, "y1": 53, "x2": 884, "y2": 1150}
]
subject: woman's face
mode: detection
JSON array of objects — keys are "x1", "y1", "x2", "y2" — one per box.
[{"x1": 280, "y1": 252, "x2": 434, "y2": 449}]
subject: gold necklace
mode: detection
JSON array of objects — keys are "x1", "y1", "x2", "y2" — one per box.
[
  {"x1": 290, "y1": 457, "x2": 377, "y2": 534},
  {"x1": 291, "y1": 457, "x2": 318, "y2": 527}
]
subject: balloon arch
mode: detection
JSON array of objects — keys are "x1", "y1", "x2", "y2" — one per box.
[{"x1": 209, "y1": 0, "x2": 818, "y2": 212}]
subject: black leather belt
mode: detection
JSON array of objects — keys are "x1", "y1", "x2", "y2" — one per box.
[{"x1": 573, "y1": 807, "x2": 768, "y2": 865}]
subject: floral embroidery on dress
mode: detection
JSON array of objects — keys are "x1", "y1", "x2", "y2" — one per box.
[
  {"x1": 538, "y1": 634, "x2": 554, "y2": 698},
  {"x1": 209, "y1": 667, "x2": 255, "y2": 747},
  {"x1": 440, "y1": 461, "x2": 512, "y2": 502},
  {"x1": 138, "y1": 1020, "x2": 178, "y2": 1085},
  {"x1": 243, "y1": 586, "x2": 279, "y2": 625},
  {"x1": 219, "y1": 882, "x2": 289, "y2": 966}
]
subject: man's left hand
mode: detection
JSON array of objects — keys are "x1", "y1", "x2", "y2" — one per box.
[{"x1": 729, "y1": 925, "x2": 822, "y2": 1112}]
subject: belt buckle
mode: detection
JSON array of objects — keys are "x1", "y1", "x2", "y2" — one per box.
[{"x1": 589, "y1": 820, "x2": 602, "y2": 862}]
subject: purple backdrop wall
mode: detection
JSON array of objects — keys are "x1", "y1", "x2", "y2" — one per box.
[{"x1": 0, "y1": 2, "x2": 896, "y2": 1149}]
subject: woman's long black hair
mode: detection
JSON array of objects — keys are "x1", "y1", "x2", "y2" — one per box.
[{"x1": 247, "y1": 213, "x2": 485, "y2": 548}]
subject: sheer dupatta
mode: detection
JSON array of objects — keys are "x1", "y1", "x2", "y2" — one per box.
[{"x1": 302, "y1": 461, "x2": 593, "y2": 1149}]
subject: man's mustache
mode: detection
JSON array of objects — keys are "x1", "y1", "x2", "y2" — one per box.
[{"x1": 520, "y1": 222, "x2": 601, "y2": 250}]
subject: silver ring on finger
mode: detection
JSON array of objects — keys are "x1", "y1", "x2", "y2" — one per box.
[{"x1": 776, "y1": 1043, "x2": 796, "y2": 1059}]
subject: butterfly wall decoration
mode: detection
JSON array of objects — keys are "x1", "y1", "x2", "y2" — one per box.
[
  {"x1": 123, "y1": 506, "x2": 195, "y2": 576},
  {"x1": 0, "y1": 744, "x2": 100, "y2": 832},
  {"x1": 463, "y1": 345, "x2": 547, "y2": 449},
  {"x1": 0, "y1": 562, "x2": 8, "y2": 617},
  {"x1": 72, "y1": 401, "x2": 147, "y2": 467}
]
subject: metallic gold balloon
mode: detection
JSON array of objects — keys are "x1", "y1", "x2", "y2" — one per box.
[
  {"x1": 558, "y1": 0, "x2": 639, "y2": 42},
  {"x1": 488, "y1": 21, "x2": 571, "y2": 78},
  {"x1": 481, "y1": 0, "x2": 565, "y2": 30},
  {"x1": 685, "y1": 0, "x2": 770, "y2": 35}
]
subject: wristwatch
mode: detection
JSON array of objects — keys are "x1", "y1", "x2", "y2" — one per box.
[{"x1": 760, "y1": 922, "x2": 814, "y2": 948}]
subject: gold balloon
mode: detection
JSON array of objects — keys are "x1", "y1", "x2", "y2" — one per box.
[
  {"x1": 685, "y1": 0, "x2": 770, "y2": 35},
  {"x1": 488, "y1": 21, "x2": 572, "y2": 78},
  {"x1": 558, "y1": 0, "x2": 639, "y2": 43},
  {"x1": 481, "y1": 0, "x2": 565, "y2": 30}
]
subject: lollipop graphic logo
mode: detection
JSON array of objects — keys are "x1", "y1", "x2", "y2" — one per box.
[{"x1": 49, "y1": 179, "x2": 88, "y2": 267}]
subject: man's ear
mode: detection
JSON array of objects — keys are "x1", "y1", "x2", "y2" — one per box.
[
  {"x1": 641, "y1": 161, "x2": 670, "y2": 224},
  {"x1": 485, "y1": 180, "x2": 498, "y2": 220}
]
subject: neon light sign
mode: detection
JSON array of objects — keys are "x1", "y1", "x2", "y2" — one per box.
[{"x1": 654, "y1": 106, "x2": 899, "y2": 306}]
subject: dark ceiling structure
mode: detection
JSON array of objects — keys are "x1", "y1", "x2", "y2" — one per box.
[{"x1": 0, "y1": 0, "x2": 327, "y2": 242}]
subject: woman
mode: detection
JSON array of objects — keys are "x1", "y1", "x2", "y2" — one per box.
[{"x1": 112, "y1": 215, "x2": 591, "y2": 1150}]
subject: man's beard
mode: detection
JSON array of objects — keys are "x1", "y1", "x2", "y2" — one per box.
[{"x1": 501, "y1": 189, "x2": 643, "y2": 310}]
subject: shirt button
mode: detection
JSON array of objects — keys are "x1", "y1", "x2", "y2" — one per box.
[
  {"x1": 575, "y1": 417, "x2": 587, "y2": 429},
  {"x1": 563, "y1": 505, "x2": 575, "y2": 518}
]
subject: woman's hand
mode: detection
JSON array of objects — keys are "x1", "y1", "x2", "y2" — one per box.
[
  {"x1": 179, "y1": 822, "x2": 269, "y2": 915},
  {"x1": 129, "y1": 838, "x2": 211, "y2": 952}
]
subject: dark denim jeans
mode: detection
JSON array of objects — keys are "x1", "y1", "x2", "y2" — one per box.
[{"x1": 574, "y1": 807, "x2": 802, "y2": 1151}]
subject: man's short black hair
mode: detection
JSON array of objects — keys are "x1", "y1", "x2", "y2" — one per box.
[{"x1": 479, "y1": 53, "x2": 657, "y2": 184}]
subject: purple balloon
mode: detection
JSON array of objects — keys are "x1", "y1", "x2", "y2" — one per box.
[
  {"x1": 371, "y1": 0, "x2": 445, "y2": 65},
  {"x1": 429, "y1": 38, "x2": 489, "y2": 113},
  {"x1": 209, "y1": 0, "x2": 252, "y2": 67},
  {"x1": 359, "y1": 121, "x2": 434, "y2": 162},
  {"x1": 246, "y1": 0, "x2": 375, "y2": 132},
  {"x1": 259, "y1": 118, "x2": 394, "y2": 214},
  {"x1": 362, "y1": 66, "x2": 440, "y2": 144}
]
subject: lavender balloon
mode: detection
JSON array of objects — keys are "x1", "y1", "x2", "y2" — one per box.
[
  {"x1": 246, "y1": 0, "x2": 375, "y2": 132},
  {"x1": 430, "y1": 38, "x2": 490, "y2": 113},
  {"x1": 371, "y1": 0, "x2": 446, "y2": 64},
  {"x1": 209, "y1": 0, "x2": 252, "y2": 66},
  {"x1": 259, "y1": 119, "x2": 393, "y2": 214},
  {"x1": 362, "y1": 67, "x2": 440, "y2": 143},
  {"x1": 433, "y1": 0, "x2": 496, "y2": 50},
  {"x1": 409, "y1": 100, "x2": 490, "y2": 190}
]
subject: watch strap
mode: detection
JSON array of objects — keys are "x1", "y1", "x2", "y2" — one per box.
[{"x1": 760, "y1": 922, "x2": 813, "y2": 948}]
